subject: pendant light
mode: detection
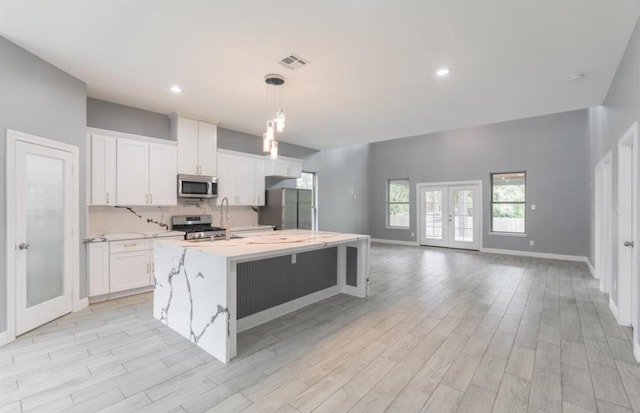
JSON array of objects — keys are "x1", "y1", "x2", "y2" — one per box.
[{"x1": 263, "y1": 74, "x2": 286, "y2": 159}]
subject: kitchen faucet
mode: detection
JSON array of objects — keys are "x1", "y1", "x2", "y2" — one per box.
[{"x1": 220, "y1": 197, "x2": 231, "y2": 240}]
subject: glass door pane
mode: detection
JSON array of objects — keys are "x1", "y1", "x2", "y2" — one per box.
[
  {"x1": 424, "y1": 190, "x2": 443, "y2": 240},
  {"x1": 26, "y1": 153, "x2": 65, "y2": 307},
  {"x1": 452, "y1": 189, "x2": 473, "y2": 242}
]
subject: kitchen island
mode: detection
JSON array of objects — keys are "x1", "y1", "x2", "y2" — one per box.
[{"x1": 153, "y1": 230, "x2": 370, "y2": 363}]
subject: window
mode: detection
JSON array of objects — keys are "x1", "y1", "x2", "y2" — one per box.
[
  {"x1": 387, "y1": 179, "x2": 410, "y2": 228},
  {"x1": 491, "y1": 172, "x2": 526, "y2": 233}
]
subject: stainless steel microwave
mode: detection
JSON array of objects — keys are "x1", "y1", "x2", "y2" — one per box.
[{"x1": 177, "y1": 174, "x2": 218, "y2": 199}]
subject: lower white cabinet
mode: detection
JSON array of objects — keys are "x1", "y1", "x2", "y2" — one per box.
[
  {"x1": 88, "y1": 242, "x2": 110, "y2": 296},
  {"x1": 89, "y1": 236, "x2": 184, "y2": 297},
  {"x1": 109, "y1": 239, "x2": 153, "y2": 293}
]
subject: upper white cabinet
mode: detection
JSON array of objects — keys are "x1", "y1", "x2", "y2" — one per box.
[
  {"x1": 90, "y1": 134, "x2": 117, "y2": 205},
  {"x1": 116, "y1": 138, "x2": 177, "y2": 206},
  {"x1": 217, "y1": 150, "x2": 265, "y2": 206},
  {"x1": 171, "y1": 115, "x2": 217, "y2": 176},
  {"x1": 264, "y1": 156, "x2": 303, "y2": 179}
]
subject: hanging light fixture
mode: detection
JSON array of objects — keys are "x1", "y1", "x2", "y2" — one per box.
[{"x1": 263, "y1": 74, "x2": 286, "y2": 159}]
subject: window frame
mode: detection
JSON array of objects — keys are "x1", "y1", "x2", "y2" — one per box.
[
  {"x1": 490, "y1": 171, "x2": 527, "y2": 234},
  {"x1": 386, "y1": 178, "x2": 411, "y2": 230}
]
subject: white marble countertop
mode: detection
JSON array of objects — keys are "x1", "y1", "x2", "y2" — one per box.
[
  {"x1": 157, "y1": 230, "x2": 370, "y2": 260},
  {"x1": 86, "y1": 230, "x2": 186, "y2": 242},
  {"x1": 230, "y1": 224, "x2": 274, "y2": 232}
]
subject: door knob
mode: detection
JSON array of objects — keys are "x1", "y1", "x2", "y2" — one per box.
[
  {"x1": 18, "y1": 243, "x2": 30, "y2": 250},
  {"x1": 624, "y1": 241, "x2": 634, "y2": 247}
]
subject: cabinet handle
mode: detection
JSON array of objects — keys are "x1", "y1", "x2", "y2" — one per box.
[
  {"x1": 124, "y1": 243, "x2": 137, "y2": 247},
  {"x1": 151, "y1": 262, "x2": 155, "y2": 273},
  {"x1": 106, "y1": 192, "x2": 110, "y2": 204},
  {"x1": 150, "y1": 193, "x2": 153, "y2": 204},
  {"x1": 146, "y1": 263, "x2": 150, "y2": 273}
]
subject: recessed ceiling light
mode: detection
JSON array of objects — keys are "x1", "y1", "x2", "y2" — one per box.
[
  {"x1": 436, "y1": 67, "x2": 450, "y2": 77},
  {"x1": 170, "y1": 85, "x2": 182, "y2": 93}
]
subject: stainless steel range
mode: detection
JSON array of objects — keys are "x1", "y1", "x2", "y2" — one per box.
[{"x1": 171, "y1": 215, "x2": 226, "y2": 241}]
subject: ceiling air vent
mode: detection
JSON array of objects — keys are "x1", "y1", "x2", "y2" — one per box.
[{"x1": 279, "y1": 54, "x2": 310, "y2": 70}]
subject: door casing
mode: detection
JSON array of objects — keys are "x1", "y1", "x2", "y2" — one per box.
[{"x1": 5, "y1": 129, "x2": 81, "y2": 345}]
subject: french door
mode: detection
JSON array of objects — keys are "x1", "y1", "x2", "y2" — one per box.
[
  {"x1": 418, "y1": 183, "x2": 481, "y2": 250},
  {"x1": 10, "y1": 132, "x2": 76, "y2": 335}
]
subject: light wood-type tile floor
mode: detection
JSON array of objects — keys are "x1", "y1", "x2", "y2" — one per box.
[{"x1": 2, "y1": 244, "x2": 640, "y2": 412}]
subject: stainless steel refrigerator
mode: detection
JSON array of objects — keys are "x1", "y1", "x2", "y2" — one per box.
[{"x1": 258, "y1": 189, "x2": 313, "y2": 230}]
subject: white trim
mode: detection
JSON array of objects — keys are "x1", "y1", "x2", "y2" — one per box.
[
  {"x1": 0, "y1": 331, "x2": 9, "y2": 347},
  {"x1": 86, "y1": 127, "x2": 177, "y2": 146},
  {"x1": 5, "y1": 129, "x2": 81, "y2": 342},
  {"x1": 371, "y1": 238, "x2": 419, "y2": 247},
  {"x1": 586, "y1": 259, "x2": 597, "y2": 279},
  {"x1": 489, "y1": 232, "x2": 528, "y2": 238},
  {"x1": 610, "y1": 298, "x2": 621, "y2": 324},
  {"x1": 74, "y1": 298, "x2": 89, "y2": 312},
  {"x1": 385, "y1": 226, "x2": 411, "y2": 231},
  {"x1": 634, "y1": 340, "x2": 640, "y2": 363},
  {"x1": 480, "y1": 247, "x2": 587, "y2": 263},
  {"x1": 237, "y1": 285, "x2": 340, "y2": 332}
]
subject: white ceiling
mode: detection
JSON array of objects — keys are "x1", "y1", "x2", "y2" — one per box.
[{"x1": 1, "y1": 1, "x2": 638, "y2": 150}]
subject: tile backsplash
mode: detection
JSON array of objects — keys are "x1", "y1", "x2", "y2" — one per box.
[{"x1": 88, "y1": 201, "x2": 258, "y2": 235}]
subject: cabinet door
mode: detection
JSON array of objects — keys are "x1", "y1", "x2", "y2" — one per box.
[
  {"x1": 198, "y1": 122, "x2": 218, "y2": 176},
  {"x1": 88, "y1": 242, "x2": 110, "y2": 296},
  {"x1": 254, "y1": 158, "x2": 265, "y2": 206},
  {"x1": 149, "y1": 143, "x2": 177, "y2": 205},
  {"x1": 116, "y1": 139, "x2": 149, "y2": 205},
  {"x1": 236, "y1": 156, "x2": 255, "y2": 205},
  {"x1": 109, "y1": 250, "x2": 151, "y2": 293},
  {"x1": 217, "y1": 153, "x2": 238, "y2": 202},
  {"x1": 90, "y1": 134, "x2": 117, "y2": 205},
  {"x1": 176, "y1": 117, "x2": 199, "y2": 175}
]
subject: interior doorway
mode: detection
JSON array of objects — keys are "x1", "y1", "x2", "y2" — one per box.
[
  {"x1": 616, "y1": 122, "x2": 638, "y2": 359},
  {"x1": 594, "y1": 152, "x2": 613, "y2": 294},
  {"x1": 417, "y1": 181, "x2": 482, "y2": 250},
  {"x1": 6, "y1": 130, "x2": 80, "y2": 339}
]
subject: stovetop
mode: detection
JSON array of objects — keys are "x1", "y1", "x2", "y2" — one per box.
[{"x1": 171, "y1": 215, "x2": 226, "y2": 241}]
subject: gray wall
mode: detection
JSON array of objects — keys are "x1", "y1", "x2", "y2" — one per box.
[
  {"x1": 87, "y1": 98, "x2": 171, "y2": 139},
  {"x1": 303, "y1": 145, "x2": 371, "y2": 234},
  {"x1": 87, "y1": 98, "x2": 316, "y2": 159},
  {"x1": 368, "y1": 109, "x2": 591, "y2": 257},
  {"x1": 588, "y1": 17, "x2": 640, "y2": 307},
  {"x1": 0, "y1": 37, "x2": 87, "y2": 333}
]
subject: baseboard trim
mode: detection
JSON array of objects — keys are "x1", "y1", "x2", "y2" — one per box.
[
  {"x1": 74, "y1": 298, "x2": 89, "y2": 312},
  {"x1": 480, "y1": 247, "x2": 587, "y2": 263},
  {"x1": 0, "y1": 331, "x2": 11, "y2": 347},
  {"x1": 586, "y1": 259, "x2": 597, "y2": 279},
  {"x1": 610, "y1": 298, "x2": 620, "y2": 323},
  {"x1": 371, "y1": 238, "x2": 419, "y2": 247}
]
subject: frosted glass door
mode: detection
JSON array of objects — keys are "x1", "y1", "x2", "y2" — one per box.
[{"x1": 15, "y1": 141, "x2": 73, "y2": 335}]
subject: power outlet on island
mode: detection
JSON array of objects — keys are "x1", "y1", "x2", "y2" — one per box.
[
  {"x1": 291, "y1": 254, "x2": 296, "y2": 264},
  {"x1": 530, "y1": 240, "x2": 535, "y2": 246}
]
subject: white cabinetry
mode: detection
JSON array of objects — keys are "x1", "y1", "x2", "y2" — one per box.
[
  {"x1": 116, "y1": 139, "x2": 177, "y2": 206},
  {"x1": 171, "y1": 116, "x2": 218, "y2": 176},
  {"x1": 90, "y1": 134, "x2": 117, "y2": 206},
  {"x1": 264, "y1": 157, "x2": 303, "y2": 178},
  {"x1": 217, "y1": 150, "x2": 265, "y2": 206},
  {"x1": 88, "y1": 242, "x2": 110, "y2": 296},
  {"x1": 110, "y1": 239, "x2": 153, "y2": 293}
]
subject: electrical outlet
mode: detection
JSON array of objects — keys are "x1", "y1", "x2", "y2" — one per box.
[
  {"x1": 411, "y1": 232, "x2": 415, "y2": 237},
  {"x1": 530, "y1": 240, "x2": 534, "y2": 246},
  {"x1": 291, "y1": 254, "x2": 296, "y2": 264},
  {"x1": 531, "y1": 204, "x2": 536, "y2": 210}
]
